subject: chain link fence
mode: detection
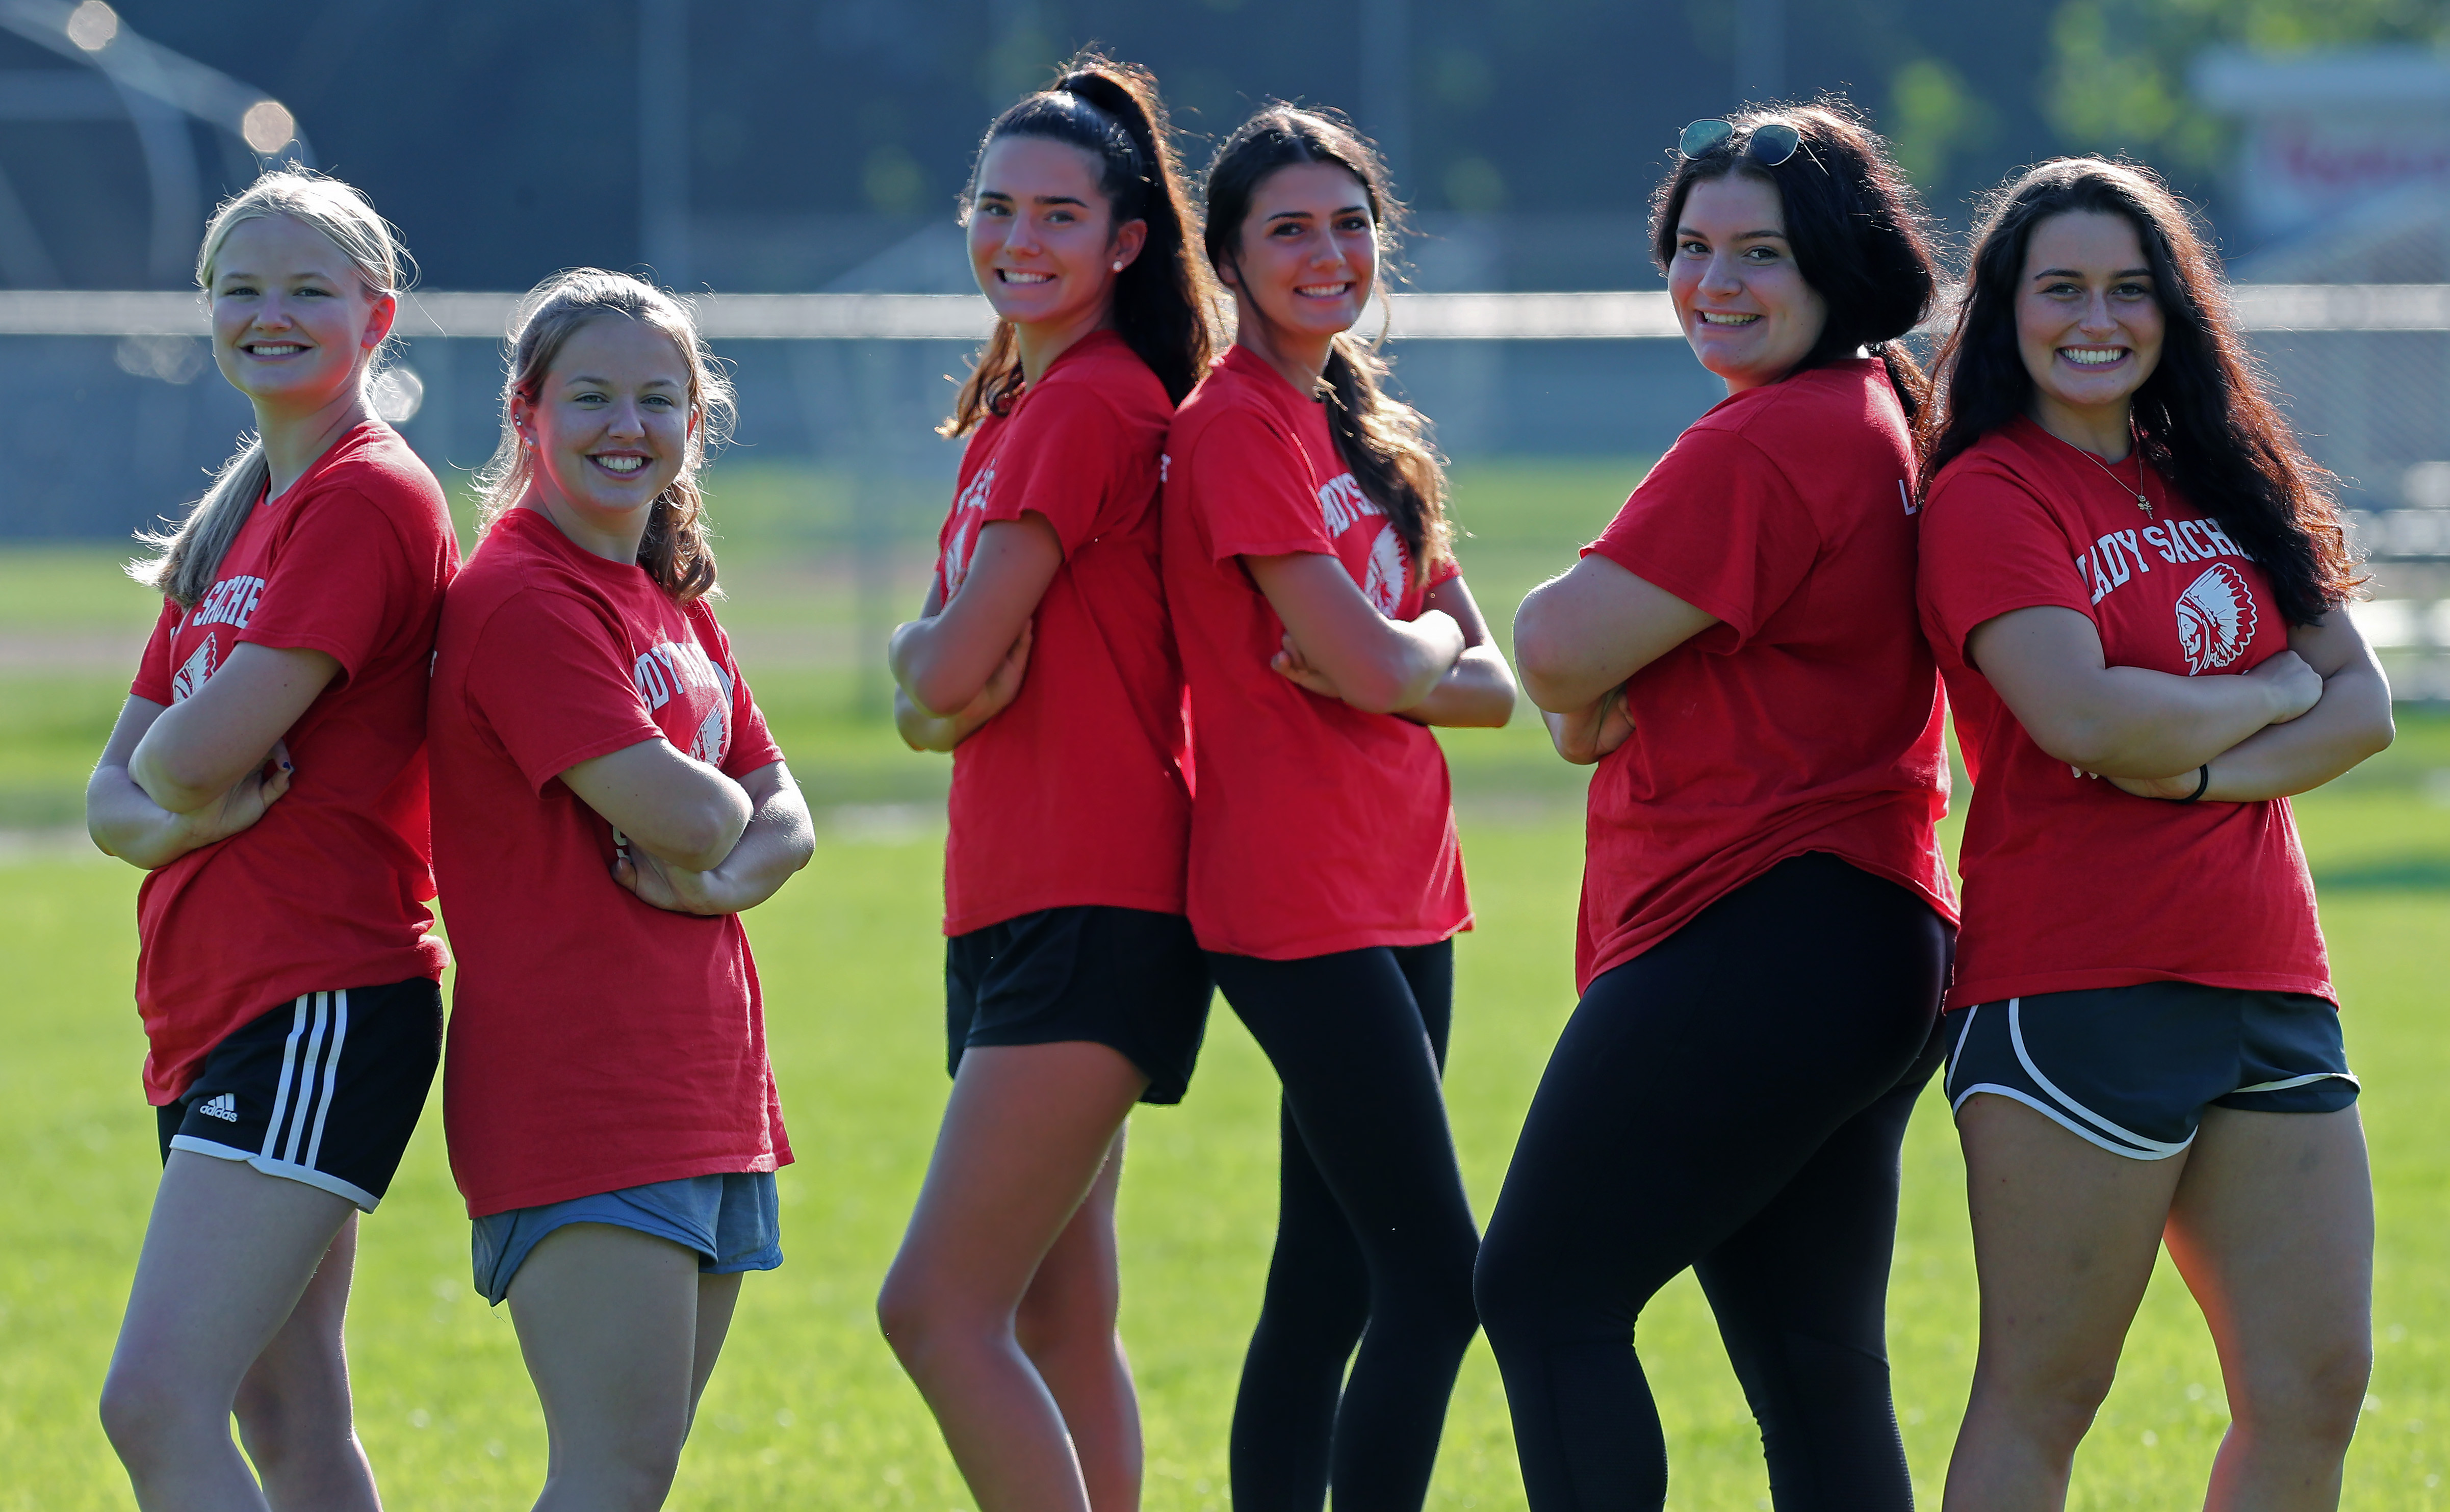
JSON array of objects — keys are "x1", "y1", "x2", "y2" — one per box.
[{"x1": 6, "y1": 288, "x2": 2449, "y2": 699}]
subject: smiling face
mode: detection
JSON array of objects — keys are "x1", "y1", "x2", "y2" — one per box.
[
  {"x1": 2015, "y1": 209, "x2": 2165, "y2": 427},
  {"x1": 1224, "y1": 160, "x2": 1377, "y2": 346},
  {"x1": 208, "y1": 214, "x2": 394, "y2": 416},
  {"x1": 514, "y1": 314, "x2": 696, "y2": 548},
  {"x1": 967, "y1": 135, "x2": 1143, "y2": 330},
  {"x1": 1667, "y1": 172, "x2": 1827, "y2": 393}
]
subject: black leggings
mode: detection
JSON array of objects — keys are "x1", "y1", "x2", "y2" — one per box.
[
  {"x1": 1207, "y1": 942, "x2": 1481, "y2": 1512},
  {"x1": 1474, "y1": 853, "x2": 1950, "y2": 1511}
]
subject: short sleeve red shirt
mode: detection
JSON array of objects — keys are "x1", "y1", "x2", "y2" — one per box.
[
  {"x1": 932, "y1": 331, "x2": 1191, "y2": 935},
  {"x1": 128, "y1": 422, "x2": 458, "y2": 1104},
  {"x1": 1576, "y1": 360, "x2": 1955, "y2": 992},
  {"x1": 428, "y1": 505, "x2": 790, "y2": 1217},
  {"x1": 1161, "y1": 345, "x2": 1468, "y2": 959},
  {"x1": 1918, "y1": 416, "x2": 2329, "y2": 1010}
]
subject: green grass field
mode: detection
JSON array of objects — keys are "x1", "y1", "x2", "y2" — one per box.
[{"x1": 1, "y1": 460, "x2": 2445, "y2": 1508}]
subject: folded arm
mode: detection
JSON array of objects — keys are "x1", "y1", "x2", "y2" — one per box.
[
  {"x1": 126, "y1": 643, "x2": 336, "y2": 813},
  {"x1": 560, "y1": 736, "x2": 753, "y2": 873},
  {"x1": 2105, "y1": 609, "x2": 2392, "y2": 801},
  {"x1": 87, "y1": 695, "x2": 292, "y2": 870},
  {"x1": 1511, "y1": 553, "x2": 1717, "y2": 764},
  {"x1": 1246, "y1": 552, "x2": 1464, "y2": 715},
  {"x1": 1966, "y1": 605, "x2": 2326, "y2": 780},
  {"x1": 891, "y1": 514, "x2": 1062, "y2": 718},
  {"x1": 609, "y1": 760, "x2": 816, "y2": 916}
]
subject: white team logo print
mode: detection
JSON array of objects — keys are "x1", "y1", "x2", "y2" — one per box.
[
  {"x1": 942, "y1": 522, "x2": 977, "y2": 598},
  {"x1": 198, "y1": 1092, "x2": 239, "y2": 1122},
  {"x1": 943, "y1": 466, "x2": 995, "y2": 597},
  {"x1": 169, "y1": 633, "x2": 218, "y2": 703},
  {"x1": 690, "y1": 703, "x2": 729, "y2": 765},
  {"x1": 2176, "y1": 562, "x2": 2258, "y2": 673},
  {"x1": 1360, "y1": 524, "x2": 1409, "y2": 616}
]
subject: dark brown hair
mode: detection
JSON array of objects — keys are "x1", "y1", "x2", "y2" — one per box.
[
  {"x1": 1203, "y1": 105, "x2": 1449, "y2": 575},
  {"x1": 1920, "y1": 158, "x2": 2359, "y2": 624},
  {"x1": 1649, "y1": 98, "x2": 1939, "y2": 415},
  {"x1": 944, "y1": 53, "x2": 1213, "y2": 436}
]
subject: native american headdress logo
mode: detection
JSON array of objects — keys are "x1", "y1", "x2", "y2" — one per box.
[
  {"x1": 2176, "y1": 562, "x2": 2257, "y2": 674},
  {"x1": 169, "y1": 633, "x2": 217, "y2": 703},
  {"x1": 1361, "y1": 524, "x2": 1409, "y2": 617}
]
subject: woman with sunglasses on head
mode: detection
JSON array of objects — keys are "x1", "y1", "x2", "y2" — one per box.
[
  {"x1": 1164, "y1": 106, "x2": 1515, "y2": 1512},
  {"x1": 1476, "y1": 104, "x2": 1956, "y2": 1510},
  {"x1": 87, "y1": 169, "x2": 455, "y2": 1511},
  {"x1": 1917, "y1": 160, "x2": 2385, "y2": 1512},
  {"x1": 873, "y1": 54, "x2": 1214, "y2": 1512}
]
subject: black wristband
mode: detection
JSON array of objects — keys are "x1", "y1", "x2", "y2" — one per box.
[{"x1": 2175, "y1": 764, "x2": 2210, "y2": 803}]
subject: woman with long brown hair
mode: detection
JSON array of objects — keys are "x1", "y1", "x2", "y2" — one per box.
[
  {"x1": 874, "y1": 55, "x2": 1216, "y2": 1512},
  {"x1": 1163, "y1": 105, "x2": 1516, "y2": 1512},
  {"x1": 1918, "y1": 158, "x2": 2387, "y2": 1510}
]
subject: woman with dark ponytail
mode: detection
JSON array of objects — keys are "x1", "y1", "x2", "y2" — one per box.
[
  {"x1": 1479, "y1": 102, "x2": 1957, "y2": 1509},
  {"x1": 1918, "y1": 159, "x2": 2383, "y2": 1510},
  {"x1": 875, "y1": 55, "x2": 1216, "y2": 1512},
  {"x1": 1163, "y1": 106, "x2": 1515, "y2": 1511}
]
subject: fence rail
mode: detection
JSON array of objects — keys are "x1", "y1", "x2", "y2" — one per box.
[{"x1": 16, "y1": 284, "x2": 2450, "y2": 343}]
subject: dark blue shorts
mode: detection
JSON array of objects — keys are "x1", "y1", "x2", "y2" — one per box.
[
  {"x1": 469, "y1": 1171, "x2": 782, "y2": 1306},
  {"x1": 947, "y1": 905, "x2": 1213, "y2": 1104},
  {"x1": 1943, "y1": 981, "x2": 2357, "y2": 1161}
]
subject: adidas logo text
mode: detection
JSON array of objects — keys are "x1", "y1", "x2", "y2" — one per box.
[{"x1": 199, "y1": 1093, "x2": 239, "y2": 1123}]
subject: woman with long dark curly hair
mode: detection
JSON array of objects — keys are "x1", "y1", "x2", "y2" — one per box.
[
  {"x1": 1916, "y1": 158, "x2": 2388, "y2": 1510},
  {"x1": 1478, "y1": 101, "x2": 1956, "y2": 1509}
]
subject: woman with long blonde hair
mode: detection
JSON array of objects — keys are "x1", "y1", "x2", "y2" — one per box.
[{"x1": 88, "y1": 168, "x2": 457, "y2": 1510}]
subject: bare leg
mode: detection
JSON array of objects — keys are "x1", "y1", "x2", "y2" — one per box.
[
  {"x1": 508, "y1": 1223, "x2": 729, "y2": 1512},
  {"x1": 2164, "y1": 1106, "x2": 2372, "y2": 1512},
  {"x1": 877, "y1": 1042, "x2": 1148, "y2": 1512},
  {"x1": 100, "y1": 1152, "x2": 366, "y2": 1512},
  {"x1": 231, "y1": 1214, "x2": 381, "y2": 1510},
  {"x1": 1942, "y1": 1096, "x2": 2187, "y2": 1512},
  {"x1": 1016, "y1": 1130, "x2": 1141, "y2": 1512}
]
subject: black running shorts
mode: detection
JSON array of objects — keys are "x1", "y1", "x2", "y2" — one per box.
[
  {"x1": 1943, "y1": 980, "x2": 2357, "y2": 1161},
  {"x1": 946, "y1": 905, "x2": 1213, "y2": 1104},
  {"x1": 154, "y1": 978, "x2": 444, "y2": 1210}
]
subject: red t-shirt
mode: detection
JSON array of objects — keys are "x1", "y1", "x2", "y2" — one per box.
[
  {"x1": 128, "y1": 422, "x2": 457, "y2": 1104},
  {"x1": 1576, "y1": 359, "x2": 1955, "y2": 992},
  {"x1": 933, "y1": 331, "x2": 1191, "y2": 934},
  {"x1": 1162, "y1": 344, "x2": 1469, "y2": 959},
  {"x1": 428, "y1": 505, "x2": 791, "y2": 1216},
  {"x1": 1918, "y1": 415, "x2": 2330, "y2": 1009}
]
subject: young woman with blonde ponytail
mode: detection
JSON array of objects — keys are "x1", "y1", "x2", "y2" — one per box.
[
  {"x1": 1162, "y1": 106, "x2": 1515, "y2": 1512},
  {"x1": 426, "y1": 270, "x2": 813, "y2": 1510},
  {"x1": 874, "y1": 55, "x2": 1214, "y2": 1512},
  {"x1": 86, "y1": 168, "x2": 457, "y2": 1509}
]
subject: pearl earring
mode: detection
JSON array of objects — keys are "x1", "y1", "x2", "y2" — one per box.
[{"x1": 1112, "y1": 260, "x2": 1124, "y2": 272}]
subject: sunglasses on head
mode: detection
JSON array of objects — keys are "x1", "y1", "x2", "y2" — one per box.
[{"x1": 1678, "y1": 118, "x2": 1802, "y2": 167}]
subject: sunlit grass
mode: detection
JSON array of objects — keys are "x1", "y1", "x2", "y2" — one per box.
[{"x1": 2, "y1": 460, "x2": 2443, "y2": 1507}]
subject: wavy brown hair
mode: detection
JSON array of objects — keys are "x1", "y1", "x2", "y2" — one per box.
[
  {"x1": 1920, "y1": 158, "x2": 2359, "y2": 624},
  {"x1": 474, "y1": 269, "x2": 734, "y2": 603},
  {"x1": 943, "y1": 52, "x2": 1213, "y2": 436},
  {"x1": 1204, "y1": 105, "x2": 1450, "y2": 576},
  {"x1": 1649, "y1": 98, "x2": 1939, "y2": 415}
]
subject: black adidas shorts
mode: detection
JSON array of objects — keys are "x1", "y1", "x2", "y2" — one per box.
[
  {"x1": 1943, "y1": 980, "x2": 2357, "y2": 1161},
  {"x1": 155, "y1": 979, "x2": 443, "y2": 1211},
  {"x1": 947, "y1": 905, "x2": 1213, "y2": 1105}
]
